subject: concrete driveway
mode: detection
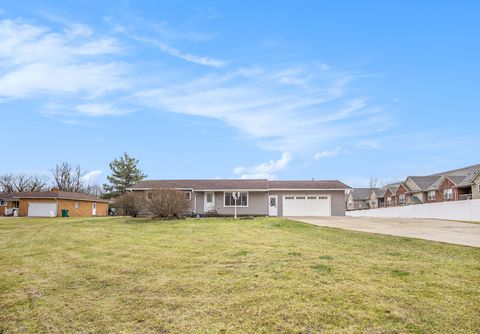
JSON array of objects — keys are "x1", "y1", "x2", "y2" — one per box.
[{"x1": 294, "y1": 216, "x2": 480, "y2": 248}]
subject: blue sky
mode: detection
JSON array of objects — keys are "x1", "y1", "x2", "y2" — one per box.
[{"x1": 1, "y1": 1, "x2": 479, "y2": 187}]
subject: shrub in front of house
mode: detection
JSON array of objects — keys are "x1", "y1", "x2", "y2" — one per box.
[
  {"x1": 144, "y1": 189, "x2": 190, "y2": 219},
  {"x1": 113, "y1": 192, "x2": 145, "y2": 217}
]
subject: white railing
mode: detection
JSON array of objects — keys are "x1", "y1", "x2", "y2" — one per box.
[{"x1": 347, "y1": 199, "x2": 480, "y2": 222}]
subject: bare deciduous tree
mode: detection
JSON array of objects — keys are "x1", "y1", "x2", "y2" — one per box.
[
  {"x1": 113, "y1": 191, "x2": 145, "y2": 217},
  {"x1": 51, "y1": 162, "x2": 87, "y2": 192},
  {"x1": 0, "y1": 174, "x2": 49, "y2": 193},
  {"x1": 144, "y1": 190, "x2": 190, "y2": 219},
  {"x1": 369, "y1": 177, "x2": 379, "y2": 188}
]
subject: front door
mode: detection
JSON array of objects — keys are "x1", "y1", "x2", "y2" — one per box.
[
  {"x1": 204, "y1": 192, "x2": 215, "y2": 212},
  {"x1": 268, "y1": 195, "x2": 278, "y2": 216},
  {"x1": 92, "y1": 202, "x2": 97, "y2": 216}
]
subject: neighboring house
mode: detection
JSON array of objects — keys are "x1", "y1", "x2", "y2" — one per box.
[
  {"x1": 373, "y1": 188, "x2": 387, "y2": 208},
  {"x1": 383, "y1": 183, "x2": 402, "y2": 207},
  {"x1": 0, "y1": 189, "x2": 108, "y2": 217},
  {"x1": 128, "y1": 179, "x2": 350, "y2": 217},
  {"x1": 358, "y1": 163, "x2": 480, "y2": 210},
  {"x1": 346, "y1": 188, "x2": 377, "y2": 211}
]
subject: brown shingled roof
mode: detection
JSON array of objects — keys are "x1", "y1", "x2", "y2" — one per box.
[
  {"x1": 129, "y1": 179, "x2": 350, "y2": 191},
  {"x1": 129, "y1": 179, "x2": 269, "y2": 190},
  {"x1": 268, "y1": 180, "x2": 350, "y2": 190},
  {"x1": 2, "y1": 191, "x2": 109, "y2": 202}
]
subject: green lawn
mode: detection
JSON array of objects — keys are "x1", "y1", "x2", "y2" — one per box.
[{"x1": 0, "y1": 217, "x2": 479, "y2": 333}]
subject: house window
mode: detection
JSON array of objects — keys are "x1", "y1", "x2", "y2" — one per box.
[
  {"x1": 285, "y1": 196, "x2": 294, "y2": 200},
  {"x1": 224, "y1": 192, "x2": 248, "y2": 207},
  {"x1": 296, "y1": 196, "x2": 306, "y2": 200},
  {"x1": 444, "y1": 188, "x2": 453, "y2": 200},
  {"x1": 428, "y1": 191, "x2": 435, "y2": 201},
  {"x1": 12, "y1": 201, "x2": 19, "y2": 208},
  {"x1": 387, "y1": 197, "x2": 392, "y2": 205},
  {"x1": 399, "y1": 194, "x2": 406, "y2": 204},
  {"x1": 185, "y1": 192, "x2": 191, "y2": 200},
  {"x1": 147, "y1": 193, "x2": 153, "y2": 200},
  {"x1": 0, "y1": 200, "x2": 6, "y2": 206}
]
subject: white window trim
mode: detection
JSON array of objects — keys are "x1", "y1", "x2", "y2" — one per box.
[
  {"x1": 443, "y1": 188, "x2": 453, "y2": 200},
  {"x1": 223, "y1": 191, "x2": 249, "y2": 208},
  {"x1": 428, "y1": 191, "x2": 436, "y2": 201},
  {"x1": 399, "y1": 194, "x2": 406, "y2": 203},
  {"x1": 0, "y1": 200, "x2": 6, "y2": 206},
  {"x1": 185, "y1": 192, "x2": 191, "y2": 200}
]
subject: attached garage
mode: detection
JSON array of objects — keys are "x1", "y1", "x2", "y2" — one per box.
[
  {"x1": 28, "y1": 202, "x2": 57, "y2": 217},
  {"x1": 282, "y1": 195, "x2": 331, "y2": 216}
]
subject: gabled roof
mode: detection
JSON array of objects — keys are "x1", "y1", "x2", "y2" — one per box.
[
  {"x1": 130, "y1": 179, "x2": 270, "y2": 190},
  {"x1": 129, "y1": 179, "x2": 350, "y2": 191},
  {"x1": 433, "y1": 163, "x2": 480, "y2": 187},
  {"x1": 0, "y1": 191, "x2": 109, "y2": 202},
  {"x1": 406, "y1": 196, "x2": 423, "y2": 205},
  {"x1": 407, "y1": 175, "x2": 441, "y2": 191},
  {"x1": 385, "y1": 182, "x2": 403, "y2": 195},
  {"x1": 350, "y1": 188, "x2": 377, "y2": 201},
  {"x1": 268, "y1": 180, "x2": 350, "y2": 190},
  {"x1": 374, "y1": 188, "x2": 387, "y2": 197}
]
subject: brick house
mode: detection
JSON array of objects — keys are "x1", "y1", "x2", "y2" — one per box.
[
  {"x1": 0, "y1": 190, "x2": 109, "y2": 217},
  {"x1": 353, "y1": 163, "x2": 480, "y2": 210}
]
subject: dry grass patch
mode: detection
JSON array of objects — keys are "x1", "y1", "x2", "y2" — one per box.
[{"x1": 0, "y1": 216, "x2": 479, "y2": 333}]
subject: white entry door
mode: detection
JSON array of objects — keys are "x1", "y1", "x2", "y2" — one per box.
[
  {"x1": 268, "y1": 195, "x2": 278, "y2": 216},
  {"x1": 204, "y1": 192, "x2": 215, "y2": 212},
  {"x1": 282, "y1": 195, "x2": 331, "y2": 216},
  {"x1": 92, "y1": 203, "x2": 97, "y2": 216},
  {"x1": 28, "y1": 202, "x2": 57, "y2": 217}
]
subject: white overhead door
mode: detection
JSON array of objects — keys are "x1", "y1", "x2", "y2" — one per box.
[
  {"x1": 282, "y1": 195, "x2": 331, "y2": 216},
  {"x1": 28, "y1": 202, "x2": 57, "y2": 217}
]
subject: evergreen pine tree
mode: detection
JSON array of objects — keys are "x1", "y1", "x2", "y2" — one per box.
[{"x1": 103, "y1": 153, "x2": 147, "y2": 198}]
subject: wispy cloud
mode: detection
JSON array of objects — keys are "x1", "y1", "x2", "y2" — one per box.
[
  {"x1": 75, "y1": 103, "x2": 133, "y2": 116},
  {"x1": 81, "y1": 170, "x2": 103, "y2": 184},
  {"x1": 133, "y1": 35, "x2": 225, "y2": 67},
  {"x1": 136, "y1": 66, "x2": 388, "y2": 152},
  {"x1": 0, "y1": 19, "x2": 127, "y2": 100},
  {"x1": 233, "y1": 152, "x2": 292, "y2": 179},
  {"x1": 313, "y1": 147, "x2": 342, "y2": 161}
]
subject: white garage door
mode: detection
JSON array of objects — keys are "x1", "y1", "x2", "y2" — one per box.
[
  {"x1": 283, "y1": 195, "x2": 331, "y2": 216},
  {"x1": 28, "y1": 202, "x2": 57, "y2": 217}
]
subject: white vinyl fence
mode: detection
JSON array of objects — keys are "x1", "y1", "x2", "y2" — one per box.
[{"x1": 347, "y1": 199, "x2": 480, "y2": 222}]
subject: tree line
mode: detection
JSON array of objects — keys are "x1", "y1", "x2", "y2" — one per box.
[{"x1": 0, "y1": 153, "x2": 146, "y2": 199}]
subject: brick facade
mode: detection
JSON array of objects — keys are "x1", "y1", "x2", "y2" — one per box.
[
  {"x1": 395, "y1": 184, "x2": 409, "y2": 206},
  {"x1": 17, "y1": 198, "x2": 108, "y2": 217},
  {"x1": 384, "y1": 189, "x2": 395, "y2": 207},
  {"x1": 426, "y1": 177, "x2": 456, "y2": 203}
]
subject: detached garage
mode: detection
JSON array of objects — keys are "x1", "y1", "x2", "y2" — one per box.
[
  {"x1": 1, "y1": 189, "x2": 109, "y2": 217},
  {"x1": 28, "y1": 202, "x2": 57, "y2": 217}
]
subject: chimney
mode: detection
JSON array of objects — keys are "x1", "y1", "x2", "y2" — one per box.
[{"x1": 51, "y1": 187, "x2": 60, "y2": 192}]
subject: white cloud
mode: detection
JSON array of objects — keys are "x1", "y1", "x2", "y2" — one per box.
[
  {"x1": 75, "y1": 103, "x2": 133, "y2": 116},
  {"x1": 134, "y1": 35, "x2": 225, "y2": 67},
  {"x1": 136, "y1": 66, "x2": 388, "y2": 152},
  {"x1": 233, "y1": 152, "x2": 291, "y2": 179},
  {"x1": 313, "y1": 147, "x2": 341, "y2": 161},
  {"x1": 81, "y1": 170, "x2": 103, "y2": 184},
  {"x1": 0, "y1": 19, "x2": 127, "y2": 99}
]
